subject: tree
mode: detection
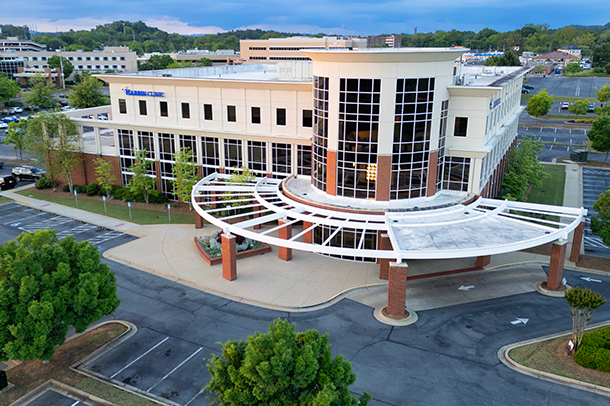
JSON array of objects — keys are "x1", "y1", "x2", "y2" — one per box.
[
  {"x1": 205, "y1": 318, "x2": 371, "y2": 406},
  {"x1": 26, "y1": 111, "x2": 83, "y2": 191},
  {"x1": 171, "y1": 147, "x2": 200, "y2": 210},
  {"x1": 587, "y1": 116, "x2": 610, "y2": 162},
  {"x1": 68, "y1": 72, "x2": 108, "y2": 108},
  {"x1": 567, "y1": 99, "x2": 589, "y2": 116},
  {"x1": 23, "y1": 73, "x2": 57, "y2": 109},
  {"x1": 594, "y1": 84, "x2": 609, "y2": 117},
  {"x1": 526, "y1": 89, "x2": 554, "y2": 122},
  {"x1": 48, "y1": 55, "x2": 74, "y2": 79},
  {"x1": 0, "y1": 72, "x2": 20, "y2": 107},
  {"x1": 94, "y1": 157, "x2": 117, "y2": 198},
  {"x1": 4, "y1": 119, "x2": 28, "y2": 160},
  {"x1": 565, "y1": 287, "x2": 606, "y2": 352},
  {"x1": 0, "y1": 229, "x2": 120, "y2": 361},
  {"x1": 501, "y1": 136, "x2": 548, "y2": 201},
  {"x1": 138, "y1": 54, "x2": 174, "y2": 71},
  {"x1": 127, "y1": 149, "x2": 156, "y2": 204},
  {"x1": 564, "y1": 62, "x2": 583, "y2": 77},
  {"x1": 592, "y1": 43, "x2": 610, "y2": 68}
]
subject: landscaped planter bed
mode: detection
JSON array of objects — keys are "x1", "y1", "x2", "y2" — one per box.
[{"x1": 194, "y1": 236, "x2": 272, "y2": 266}]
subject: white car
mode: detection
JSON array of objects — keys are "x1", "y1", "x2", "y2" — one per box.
[
  {"x1": 12, "y1": 107, "x2": 23, "y2": 113},
  {"x1": 0, "y1": 122, "x2": 8, "y2": 129}
]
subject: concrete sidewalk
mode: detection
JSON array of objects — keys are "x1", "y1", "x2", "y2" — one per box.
[{"x1": 0, "y1": 164, "x2": 603, "y2": 313}]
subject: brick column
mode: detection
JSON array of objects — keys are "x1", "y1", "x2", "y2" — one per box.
[
  {"x1": 547, "y1": 239, "x2": 567, "y2": 290},
  {"x1": 569, "y1": 220, "x2": 585, "y2": 263},
  {"x1": 278, "y1": 219, "x2": 292, "y2": 261},
  {"x1": 375, "y1": 155, "x2": 391, "y2": 201},
  {"x1": 426, "y1": 150, "x2": 439, "y2": 197},
  {"x1": 326, "y1": 150, "x2": 337, "y2": 196},
  {"x1": 378, "y1": 234, "x2": 392, "y2": 280},
  {"x1": 387, "y1": 262, "x2": 408, "y2": 317},
  {"x1": 221, "y1": 233, "x2": 237, "y2": 281},
  {"x1": 476, "y1": 255, "x2": 491, "y2": 268},
  {"x1": 193, "y1": 196, "x2": 204, "y2": 229},
  {"x1": 302, "y1": 221, "x2": 313, "y2": 244}
]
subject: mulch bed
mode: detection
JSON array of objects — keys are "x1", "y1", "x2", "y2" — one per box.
[{"x1": 555, "y1": 339, "x2": 610, "y2": 387}]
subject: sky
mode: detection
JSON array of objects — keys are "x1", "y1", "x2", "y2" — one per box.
[{"x1": 2, "y1": 0, "x2": 609, "y2": 36}]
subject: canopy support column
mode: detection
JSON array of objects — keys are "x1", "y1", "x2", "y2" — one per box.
[
  {"x1": 222, "y1": 233, "x2": 237, "y2": 281},
  {"x1": 379, "y1": 234, "x2": 393, "y2": 280},
  {"x1": 569, "y1": 220, "x2": 585, "y2": 263},
  {"x1": 278, "y1": 218, "x2": 292, "y2": 261},
  {"x1": 547, "y1": 239, "x2": 567, "y2": 290},
  {"x1": 387, "y1": 262, "x2": 408, "y2": 318}
]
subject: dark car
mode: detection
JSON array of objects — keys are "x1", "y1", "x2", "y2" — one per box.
[
  {"x1": 589, "y1": 104, "x2": 595, "y2": 112},
  {"x1": 0, "y1": 161, "x2": 4, "y2": 169},
  {"x1": 523, "y1": 84, "x2": 535, "y2": 90},
  {"x1": 521, "y1": 88, "x2": 529, "y2": 94},
  {"x1": 11, "y1": 166, "x2": 46, "y2": 182},
  {"x1": 0, "y1": 174, "x2": 17, "y2": 190}
]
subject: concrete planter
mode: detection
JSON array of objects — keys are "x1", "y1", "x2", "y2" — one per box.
[{"x1": 194, "y1": 237, "x2": 272, "y2": 266}]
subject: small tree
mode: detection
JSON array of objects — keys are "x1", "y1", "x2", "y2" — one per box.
[
  {"x1": 48, "y1": 55, "x2": 74, "y2": 79},
  {"x1": 171, "y1": 146, "x2": 201, "y2": 210},
  {"x1": 501, "y1": 136, "x2": 548, "y2": 201},
  {"x1": 565, "y1": 287, "x2": 607, "y2": 352},
  {"x1": 94, "y1": 157, "x2": 117, "y2": 198},
  {"x1": 594, "y1": 83, "x2": 609, "y2": 117},
  {"x1": 68, "y1": 72, "x2": 108, "y2": 108},
  {"x1": 0, "y1": 229, "x2": 120, "y2": 361},
  {"x1": 587, "y1": 116, "x2": 610, "y2": 162},
  {"x1": 24, "y1": 73, "x2": 57, "y2": 109},
  {"x1": 205, "y1": 318, "x2": 371, "y2": 406},
  {"x1": 564, "y1": 62, "x2": 583, "y2": 77},
  {"x1": 220, "y1": 167, "x2": 256, "y2": 214},
  {"x1": 4, "y1": 118, "x2": 28, "y2": 160},
  {"x1": 590, "y1": 190, "x2": 610, "y2": 244},
  {"x1": 127, "y1": 149, "x2": 156, "y2": 204},
  {"x1": 526, "y1": 89, "x2": 554, "y2": 122},
  {"x1": 0, "y1": 72, "x2": 20, "y2": 107},
  {"x1": 567, "y1": 99, "x2": 589, "y2": 116}
]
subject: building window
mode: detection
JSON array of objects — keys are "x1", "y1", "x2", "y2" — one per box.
[
  {"x1": 247, "y1": 141, "x2": 266, "y2": 175},
  {"x1": 251, "y1": 106, "x2": 261, "y2": 124},
  {"x1": 86, "y1": 57, "x2": 91, "y2": 61},
  {"x1": 297, "y1": 145, "x2": 312, "y2": 176},
  {"x1": 224, "y1": 139, "x2": 242, "y2": 170},
  {"x1": 182, "y1": 103, "x2": 190, "y2": 119},
  {"x1": 203, "y1": 104, "x2": 213, "y2": 121},
  {"x1": 454, "y1": 117, "x2": 468, "y2": 137},
  {"x1": 439, "y1": 157, "x2": 470, "y2": 191},
  {"x1": 313, "y1": 225, "x2": 377, "y2": 263},
  {"x1": 337, "y1": 78, "x2": 381, "y2": 199},
  {"x1": 160, "y1": 101, "x2": 168, "y2": 117},
  {"x1": 227, "y1": 105, "x2": 236, "y2": 122},
  {"x1": 158, "y1": 133, "x2": 176, "y2": 199},
  {"x1": 118, "y1": 129, "x2": 135, "y2": 186},
  {"x1": 276, "y1": 108, "x2": 286, "y2": 126},
  {"x1": 119, "y1": 99, "x2": 127, "y2": 114},
  {"x1": 436, "y1": 100, "x2": 449, "y2": 191},
  {"x1": 120, "y1": 57, "x2": 125, "y2": 61},
  {"x1": 137, "y1": 131, "x2": 156, "y2": 176},
  {"x1": 201, "y1": 137, "x2": 220, "y2": 177},
  {"x1": 139, "y1": 100, "x2": 147, "y2": 116},
  {"x1": 272, "y1": 143, "x2": 291, "y2": 178},
  {"x1": 390, "y1": 77, "x2": 435, "y2": 200},
  {"x1": 302, "y1": 109, "x2": 312, "y2": 127},
  {"x1": 179, "y1": 135, "x2": 197, "y2": 158},
  {"x1": 312, "y1": 76, "x2": 329, "y2": 192}
]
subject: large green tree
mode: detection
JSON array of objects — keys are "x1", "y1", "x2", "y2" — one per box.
[
  {"x1": 594, "y1": 84, "x2": 609, "y2": 117},
  {"x1": 526, "y1": 89, "x2": 554, "y2": 122},
  {"x1": 48, "y1": 55, "x2": 74, "y2": 79},
  {"x1": 591, "y1": 189, "x2": 610, "y2": 244},
  {"x1": 26, "y1": 111, "x2": 83, "y2": 191},
  {"x1": 127, "y1": 149, "x2": 156, "y2": 204},
  {"x1": 501, "y1": 136, "x2": 548, "y2": 201},
  {"x1": 592, "y1": 43, "x2": 610, "y2": 68},
  {"x1": 587, "y1": 116, "x2": 610, "y2": 162},
  {"x1": 171, "y1": 146, "x2": 200, "y2": 210},
  {"x1": 0, "y1": 73, "x2": 20, "y2": 108},
  {"x1": 4, "y1": 118, "x2": 28, "y2": 160},
  {"x1": 0, "y1": 229, "x2": 120, "y2": 361},
  {"x1": 205, "y1": 318, "x2": 371, "y2": 406},
  {"x1": 23, "y1": 73, "x2": 57, "y2": 109},
  {"x1": 564, "y1": 62, "x2": 583, "y2": 77},
  {"x1": 68, "y1": 72, "x2": 108, "y2": 108},
  {"x1": 138, "y1": 54, "x2": 174, "y2": 70},
  {"x1": 567, "y1": 99, "x2": 589, "y2": 116}
]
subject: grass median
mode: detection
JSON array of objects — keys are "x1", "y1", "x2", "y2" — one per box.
[
  {"x1": 17, "y1": 189, "x2": 195, "y2": 225},
  {"x1": 527, "y1": 164, "x2": 566, "y2": 206}
]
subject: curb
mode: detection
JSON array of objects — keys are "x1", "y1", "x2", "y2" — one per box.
[{"x1": 498, "y1": 320, "x2": 610, "y2": 397}]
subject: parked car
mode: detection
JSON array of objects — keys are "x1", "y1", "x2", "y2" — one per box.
[
  {"x1": 0, "y1": 174, "x2": 17, "y2": 190},
  {"x1": 25, "y1": 105, "x2": 40, "y2": 111},
  {"x1": 2, "y1": 116, "x2": 17, "y2": 123},
  {"x1": 0, "y1": 161, "x2": 4, "y2": 169},
  {"x1": 0, "y1": 122, "x2": 8, "y2": 129},
  {"x1": 589, "y1": 104, "x2": 595, "y2": 112},
  {"x1": 521, "y1": 88, "x2": 529, "y2": 94},
  {"x1": 97, "y1": 114, "x2": 108, "y2": 120},
  {"x1": 12, "y1": 107, "x2": 23, "y2": 114},
  {"x1": 58, "y1": 100, "x2": 69, "y2": 107},
  {"x1": 561, "y1": 102, "x2": 570, "y2": 110},
  {"x1": 523, "y1": 84, "x2": 535, "y2": 90},
  {"x1": 11, "y1": 166, "x2": 46, "y2": 182}
]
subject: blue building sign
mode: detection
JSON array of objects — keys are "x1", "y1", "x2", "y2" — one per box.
[
  {"x1": 122, "y1": 87, "x2": 164, "y2": 97},
  {"x1": 492, "y1": 98, "x2": 501, "y2": 109}
]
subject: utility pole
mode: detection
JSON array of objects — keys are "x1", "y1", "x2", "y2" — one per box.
[{"x1": 58, "y1": 54, "x2": 65, "y2": 89}]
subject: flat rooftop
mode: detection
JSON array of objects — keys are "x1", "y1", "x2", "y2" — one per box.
[{"x1": 460, "y1": 65, "x2": 531, "y2": 87}]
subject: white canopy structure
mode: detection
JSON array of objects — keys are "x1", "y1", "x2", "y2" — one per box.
[{"x1": 192, "y1": 173, "x2": 587, "y2": 262}]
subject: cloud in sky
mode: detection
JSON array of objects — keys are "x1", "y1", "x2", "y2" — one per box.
[{"x1": 2, "y1": 0, "x2": 609, "y2": 35}]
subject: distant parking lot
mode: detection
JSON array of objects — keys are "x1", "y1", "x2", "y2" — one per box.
[
  {"x1": 524, "y1": 76, "x2": 610, "y2": 98},
  {"x1": 582, "y1": 168, "x2": 610, "y2": 257},
  {"x1": 516, "y1": 126, "x2": 607, "y2": 163}
]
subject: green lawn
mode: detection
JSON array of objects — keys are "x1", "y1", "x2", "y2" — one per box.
[
  {"x1": 0, "y1": 196, "x2": 13, "y2": 205},
  {"x1": 527, "y1": 164, "x2": 566, "y2": 206},
  {"x1": 17, "y1": 190, "x2": 195, "y2": 225}
]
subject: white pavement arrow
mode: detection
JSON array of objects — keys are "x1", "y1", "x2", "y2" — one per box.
[
  {"x1": 580, "y1": 277, "x2": 602, "y2": 283},
  {"x1": 511, "y1": 318, "x2": 529, "y2": 325},
  {"x1": 458, "y1": 285, "x2": 475, "y2": 291}
]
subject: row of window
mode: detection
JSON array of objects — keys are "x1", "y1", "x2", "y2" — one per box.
[
  {"x1": 29, "y1": 64, "x2": 125, "y2": 70},
  {"x1": 27, "y1": 56, "x2": 125, "y2": 62},
  {"x1": 120, "y1": 98, "x2": 313, "y2": 128}
]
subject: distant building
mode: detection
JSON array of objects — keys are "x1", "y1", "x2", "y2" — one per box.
[
  {"x1": 14, "y1": 66, "x2": 63, "y2": 87},
  {"x1": 239, "y1": 37, "x2": 367, "y2": 62},
  {"x1": 362, "y1": 35, "x2": 402, "y2": 48},
  {"x1": 0, "y1": 37, "x2": 46, "y2": 52},
  {"x1": 0, "y1": 57, "x2": 25, "y2": 80},
  {"x1": 558, "y1": 44, "x2": 581, "y2": 57},
  {"x1": 533, "y1": 51, "x2": 580, "y2": 68}
]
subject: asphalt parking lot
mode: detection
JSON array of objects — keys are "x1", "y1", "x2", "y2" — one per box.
[
  {"x1": 0, "y1": 202, "x2": 136, "y2": 250},
  {"x1": 25, "y1": 388, "x2": 104, "y2": 406},
  {"x1": 524, "y1": 76, "x2": 610, "y2": 98},
  {"x1": 516, "y1": 125, "x2": 606, "y2": 163},
  {"x1": 582, "y1": 167, "x2": 610, "y2": 257}
]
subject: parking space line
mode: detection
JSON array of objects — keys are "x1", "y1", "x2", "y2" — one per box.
[
  {"x1": 185, "y1": 391, "x2": 203, "y2": 406},
  {"x1": 146, "y1": 347, "x2": 203, "y2": 393},
  {"x1": 70, "y1": 401, "x2": 80, "y2": 406},
  {"x1": 110, "y1": 337, "x2": 170, "y2": 379},
  {"x1": 87, "y1": 231, "x2": 124, "y2": 245},
  {"x1": 2, "y1": 212, "x2": 46, "y2": 225},
  {"x1": 56, "y1": 224, "x2": 98, "y2": 238}
]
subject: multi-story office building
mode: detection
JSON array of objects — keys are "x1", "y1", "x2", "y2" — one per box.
[
  {"x1": 239, "y1": 37, "x2": 367, "y2": 62},
  {"x1": 0, "y1": 37, "x2": 46, "y2": 52}
]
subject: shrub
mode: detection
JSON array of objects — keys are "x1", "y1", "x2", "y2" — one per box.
[
  {"x1": 199, "y1": 230, "x2": 263, "y2": 257},
  {"x1": 574, "y1": 326, "x2": 610, "y2": 372},
  {"x1": 86, "y1": 183, "x2": 100, "y2": 196},
  {"x1": 110, "y1": 185, "x2": 127, "y2": 200},
  {"x1": 149, "y1": 190, "x2": 169, "y2": 204},
  {"x1": 62, "y1": 184, "x2": 71, "y2": 193},
  {"x1": 36, "y1": 176, "x2": 52, "y2": 189},
  {"x1": 73, "y1": 185, "x2": 85, "y2": 194}
]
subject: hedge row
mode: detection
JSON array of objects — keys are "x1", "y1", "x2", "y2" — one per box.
[{"x1": 574, "y1": 325, "x2": 610, "y2": 372}]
